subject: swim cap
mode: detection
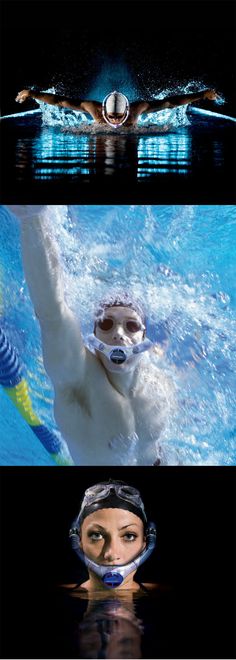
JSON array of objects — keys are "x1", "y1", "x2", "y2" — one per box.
[
  {"x1": 102, "y1": 91, "x2": 130, "y2": 126},
  {"x1": 78, "y1": 480, "x2": 147, "y2": 527},
  {"x1": 105, "y1": 91, "x2": 128, "y2": 115}
]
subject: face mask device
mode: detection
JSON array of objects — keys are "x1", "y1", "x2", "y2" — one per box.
[{"x1": 86, "y1": 334, "x2": 153, "y2": 365}]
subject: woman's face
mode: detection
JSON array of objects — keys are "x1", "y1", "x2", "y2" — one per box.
[{"x1": 80, "y1": 508, "x2": 145, "y2": 567}]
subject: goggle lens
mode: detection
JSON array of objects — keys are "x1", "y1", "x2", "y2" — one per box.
[
  {"x1": 97, "y1": 318, "x2": 143, "y2": 333},
  {"x1": 97, "y1": 318, "x2": 114, "y2": 331},
  {"x1": 126, "y1": 320, "x2": 142, "y2": 333},
  {"x1": 83, "y1": 483, "x2": 143, "y2": 508}
]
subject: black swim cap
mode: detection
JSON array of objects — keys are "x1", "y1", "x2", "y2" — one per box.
[
  {"x1": 80, "y1": 495, "x2": 146, "y2": 527},
  {"x1": 78, "y1": 480, "x2": 147, "y2": 527}
]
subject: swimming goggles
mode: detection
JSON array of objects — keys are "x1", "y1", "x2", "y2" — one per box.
[
  {"x1": 80, "y1": 482, "x2": 147, "y2": 520},
  {"x1": 96, "y1": 317, "x2": 145, "y2": 334}
]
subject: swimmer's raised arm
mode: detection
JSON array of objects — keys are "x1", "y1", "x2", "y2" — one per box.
[
  {"x1": 6, "y1": 205, "x2": 87, "y2": 389},
  {"x1": 15, "y1": 89, "x2": 101, "y2": 117},
  {"x1": 132, "y1": 88, "x2": 220, "y2": 116}
]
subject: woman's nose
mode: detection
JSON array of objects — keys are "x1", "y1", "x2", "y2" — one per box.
[{"x1": 103, "y1": 538, "x2": 121, "y2": 562}]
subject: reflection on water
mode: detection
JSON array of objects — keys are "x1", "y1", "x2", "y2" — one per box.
[
  {"x1": 2, "y1": 113, "x2": 234, "y2": 190},
  {"x1": 58, "y1": 583, "x2": 174, "y2": 658},
  {"x1": 75, "y1": 596, "x2": 143, "y2": 658},
  {"x1": 12, "y1": 123, "x2": 229, "y2": 184},
  {"x1": 137, "y1": 133, "x2": 191, "y2": 176}
]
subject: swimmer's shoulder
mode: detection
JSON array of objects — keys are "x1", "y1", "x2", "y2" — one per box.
[
  {"x1": 59, "y1": 582, "x2": 87, "y2": 592},
  {"x1": 139, "y1": 582, "x2": 160, "y2": 591},
  {"x1": 138, "y1": 582, "x2": 171, "y2": 595},
  {"x1": 149, "y1": 361, "x2": 177, "y2": 401},
  {"x1": 130, "y1": 100, "x2": 149, "y2": 116},
  {"x1": 59, "y1": 583, "x2": 89, "y2": 599}
]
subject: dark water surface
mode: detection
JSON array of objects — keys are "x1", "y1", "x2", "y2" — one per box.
[
  {"x1": 1, "y1": 111, "x2": 235, "y2": 203},
  {"x1": 2, "y1": 582, "x2": 234, "y2": 659}
]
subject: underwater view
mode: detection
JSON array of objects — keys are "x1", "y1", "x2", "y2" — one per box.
[{"x1": 0, "y1": 204, "x2": 235, "y2": 466}]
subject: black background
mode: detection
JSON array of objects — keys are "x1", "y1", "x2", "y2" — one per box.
[
  {"x1": 1, "y1": 0, "x2": 236, "y2": 117},
  {"x1": 0, "y1": 466, "x2": 235, "y2": 658}
]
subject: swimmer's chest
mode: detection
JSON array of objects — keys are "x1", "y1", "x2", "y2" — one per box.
[{"x1": 54, "y1": 372, "x2": 165, "y2": 440}]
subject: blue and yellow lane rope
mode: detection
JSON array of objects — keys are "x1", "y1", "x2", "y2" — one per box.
[{"x1": 0, "y1": 326, "x2": 72, "y2": 465}]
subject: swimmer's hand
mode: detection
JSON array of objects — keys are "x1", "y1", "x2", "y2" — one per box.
[
  {"x1": 5, "y1": 205, "x2": 47, "y2": 220},
  {"x1": 15, "y1": 89, "x2": 31, "y2": 103},
  {"x1": 203, "y1": 89, "x2": 220, "y2": 101}
]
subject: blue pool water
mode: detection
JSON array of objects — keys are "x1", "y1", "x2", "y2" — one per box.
[{"x1": 0, "y1": 205, "x2": 236, "y2": 465}]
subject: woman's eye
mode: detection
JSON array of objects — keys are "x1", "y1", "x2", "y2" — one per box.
[
  {"x1": 88, "y1": 531, "x2": 103, "y2": 541},
  {"x1": 123, "y1": 533, "x2": 137, "y2": 542}
]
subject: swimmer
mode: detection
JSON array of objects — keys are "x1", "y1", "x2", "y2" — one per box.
[
  {"x1": 15, "y1": 88, "x2": 220, "y2": 128},
  {"x1": 61, "y1": 480, "x2": 162, "y2": 657},
  {"x1": 68, "y1": 480, "x2": 158, "y2": 593},
  {"x1": 6, "y1": 205, "x2": 175, "y2": 466}
]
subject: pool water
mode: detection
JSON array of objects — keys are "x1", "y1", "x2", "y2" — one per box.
[
  {"x1": 1, "y1": 107, "x2": 235, "y2": 203},
  {"x1": 0, "y1": 205, "x2": 236, "y2": 465}
]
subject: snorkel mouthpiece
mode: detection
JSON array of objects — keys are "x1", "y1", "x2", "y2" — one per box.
[
  {"x1": 102, "y1": 572, "x2": 124, "y2": 588},
  {"x1": 110, "y1": 348, "x2": 127, "y2": 364}
]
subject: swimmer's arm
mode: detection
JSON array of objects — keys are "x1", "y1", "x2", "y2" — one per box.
[
  {"x1": 141, "y1": 88, "x2": 220, "y2": 113},
  {"x1": 15, "y1": 90, "x2": 100, "y2": 115},
  {"x1": 6, "y1": 205, "x2": 87, "y2": 387}
]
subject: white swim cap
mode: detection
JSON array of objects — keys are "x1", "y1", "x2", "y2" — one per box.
[
  {"x1": 105, "y1": 91, "x2": 127, "y2": 114},
  {"x1": 102, "y1": 91, "x2": 130, "y2": 126}
]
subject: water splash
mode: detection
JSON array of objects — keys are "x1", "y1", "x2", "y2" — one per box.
[
  {"x1": 29, "y1": 80, "x2": 227, "y2": 132},
  {"x1": 35, "y1": 97, "x2": 189, "y2": 132},
  {"x1": 108, "y1": 432, "x2": 139, "y2": 465}
]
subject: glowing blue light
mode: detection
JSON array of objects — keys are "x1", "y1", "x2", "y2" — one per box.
[
  {"x1": 191, "y1": 108, "x2": 236, "y2": 123},
  {"x1": 137, "y1": 133, "x2": 191, "y2": 177},
  {"x1": 1, "y1": 109, "x2": 41, "y2": 120},
  {"x1": 30, "y1": 131, "x2": 94, "y2": 179}
]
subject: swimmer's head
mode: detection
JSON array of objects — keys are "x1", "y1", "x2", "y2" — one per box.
[
  {"x1": 102, "y1": 91, "x2": 130, "y2": 127},
  {"x1": 93, "y1": 295, "x2": 147, "y2": 373},
  {"x1": 73, "y1": 480, "x2": 147, "y2": 575},
  {"x1": 70, "y1": 480, "x2": 157, "y2": 590},
  {"x1": 94, "y1": 294, "x2": 146, "y2": 336}
]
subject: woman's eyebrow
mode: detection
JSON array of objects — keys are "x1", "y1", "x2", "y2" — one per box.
[
  {"x1": 87, "y1": 524, "x2": 106, "y2": 531},
  {"x1": 86, "y1": 523, "x2": 139, "y2": 531},
  {"x1": 119, "y1": 524, "x2": 139, "y2": 530}
]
